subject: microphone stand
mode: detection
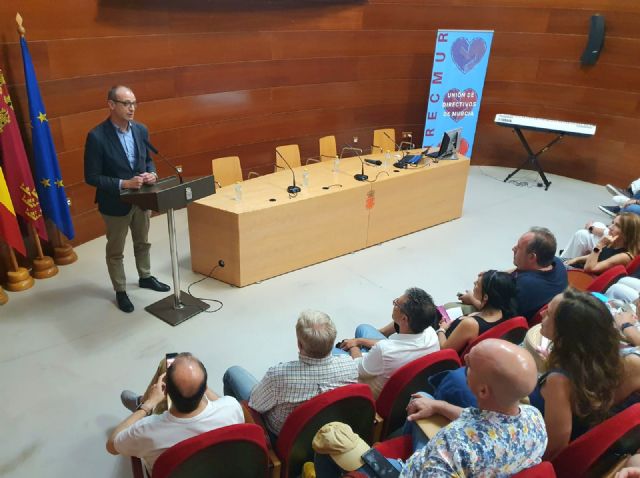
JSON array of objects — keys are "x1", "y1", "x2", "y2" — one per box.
[
  {"x1": 383, "y1": 131, "x2": 404, "y2": 154},
  {"x1": 144, "y1": 139, "x2": 183, "y2": 184},
  {"x1": 341, "y1": 146, "x2": 368, "y2": 181},
  {"x1": 276, "y1": 150, "x2": 301, "y2": 193}
]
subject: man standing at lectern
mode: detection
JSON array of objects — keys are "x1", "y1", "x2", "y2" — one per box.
[{"x1": 84, "y1": 85, "x2": 170, "y2": 313}]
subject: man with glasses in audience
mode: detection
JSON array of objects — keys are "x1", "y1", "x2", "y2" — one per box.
[
  {"x1": 335, "y1": 287, "x2": 440, "y2": 398},
  {"x1": 84, "y1": 85, "x2": 170, "y2": 313}
]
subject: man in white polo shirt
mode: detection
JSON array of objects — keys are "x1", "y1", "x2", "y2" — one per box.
[
  {"x1": 336, "y1": 287, "x2": 441, "y2": 397},
  {"x1": 106, "y1": 353, "x2": 243, "y2": 473}
]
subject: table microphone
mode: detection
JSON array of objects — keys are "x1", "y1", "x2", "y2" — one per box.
[
  {"x1": 383, "y1": 131, "x2": 404, "y2": 153},
  {"x1": 144, "y1": 139, "x2": 183, "y2": 184},
  {"x1": 275, "y1": 150, "x2": 301, "y2": 193}
]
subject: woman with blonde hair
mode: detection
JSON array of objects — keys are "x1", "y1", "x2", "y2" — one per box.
[{"x1": 564, "y1": 212, "x2": 640, "y2": 274}]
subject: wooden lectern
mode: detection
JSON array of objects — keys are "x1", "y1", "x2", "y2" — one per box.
[{"x1": 120, "y1": 175, "x2": 215, "y2": 326}]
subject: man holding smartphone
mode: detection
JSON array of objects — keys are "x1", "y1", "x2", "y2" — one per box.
[{"x1": 107, "y1": 353, "x2": 243, "y2": 473}]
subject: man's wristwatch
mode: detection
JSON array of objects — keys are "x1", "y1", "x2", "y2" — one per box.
[
  {"x1": 593, "y1": 247, "x2": 601, "y2": 253},
  {"x1": 620, "y1": 322, "x2": 634, "y2": 332}
]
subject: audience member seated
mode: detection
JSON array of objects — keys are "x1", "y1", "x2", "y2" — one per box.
[
  {"x1": 431, "y1": 289, "x2": 640, "y2": 460},
  {"x1": 607, "y1": 277, "x2": 640, "y2": 303},
  {"x1": 559, "y1": 220, "x2": 609, "y2": 260},
  {"x1": 107, "y1": 353, "x2": 243, "y2": 472},
  {"x1": 313, "y1": 339, "x2": 547, "y2": 477},
  {"x1": 614, "y1": 305, "x2": 640, "y2": 348},
  {"x1": 600, "y1": 181, "x2": 640, "y2": 218},
  {"x1": 223, "y1": 310, "x2": 358, "y2": 436},
  {"x1": 563, "y1": 213, "x2": 640, "y2": 273},
  {"x1": 459, "y1": 227, "x2": 567, "y2": 322},
  {"x1": 437, "y1": 270, "x2": 517, "y2": 354},
  {"x1": 334, "y1": 288, "x2": 440, "y2": 398}
]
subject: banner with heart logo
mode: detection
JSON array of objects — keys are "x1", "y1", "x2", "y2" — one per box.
[{"x1": 421, "y1": 30, "x2": 493, "y2": 158}]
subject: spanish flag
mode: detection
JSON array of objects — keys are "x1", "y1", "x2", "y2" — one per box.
[{"x1": 0, "y1": 165, "x2": 26, "y2": 256}]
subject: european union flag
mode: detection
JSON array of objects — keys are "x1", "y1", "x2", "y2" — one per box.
[{"x1": 20, "y1": 37, "x2": 75, "y2": 240}]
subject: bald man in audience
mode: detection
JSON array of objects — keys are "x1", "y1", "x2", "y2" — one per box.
[
  {"x1": 107, "y1": 353, "x2": 243, "y2": 473},
  {"x1": 400, "y1": 339, "x2": 547, "y2": 476},
  {"x1": 313, "y1": 340, "x2": 547, "y2": 477}
]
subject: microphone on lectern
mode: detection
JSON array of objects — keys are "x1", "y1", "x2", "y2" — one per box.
[
  {"x1": 144, "y1": 139, "x2": 183, "y2": 184},
  {"x1": 275, "y1": 150, "x2": 301, "y2": 194},
  {"x1": 340, "y1": 145, "x2": 368, "y2": 181}
]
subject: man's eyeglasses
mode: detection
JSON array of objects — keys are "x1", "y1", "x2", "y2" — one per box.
[{"x1": 113, "y1": 100, "x2": 138, "y2": 108}]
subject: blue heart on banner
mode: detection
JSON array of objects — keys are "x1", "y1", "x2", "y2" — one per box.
[{"x1": 451, "y1": 37, "x2": 487, "y2": 74}]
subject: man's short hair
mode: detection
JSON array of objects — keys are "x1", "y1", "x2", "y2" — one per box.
[
  {"x1": 401, "y1": 287, "x2": 439, "y2": 334},
  {"x1": 296, "y1": 310, "x2": 337, "y2": 359},
  {"x1": 165, "y1": 353, "x2": 208, "y2": 414},
  {"x1": 526, "y1": 227, "x2": 557, "y2": 267},
  {"x1": 107, "y1": 85, "x2": 131, "y2": 102}
]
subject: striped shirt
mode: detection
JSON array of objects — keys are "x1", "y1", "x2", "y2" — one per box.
[{"x1": 249, "y1": 354, "x2": 358, "y2": 435}]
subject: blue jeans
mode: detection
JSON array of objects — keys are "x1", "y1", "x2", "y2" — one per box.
[
  {"x1": 223, "y1": 365, "x2": 259, "y2": 401},
  {"x1": 332, "y1": 324, "x2": 387, "y2": 356}
]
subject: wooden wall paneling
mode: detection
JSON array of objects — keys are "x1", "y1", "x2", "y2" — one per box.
[
  {"x1": 70, "y1": 208, "x2": 106, "y2": 245},
  {"x1": 482, "y1": 81, "x2": 640, "y2": 116},
  {"x1": 536, "y1": 59, "x2": 640, "y2": 92},
  {"x1": 547, "y1": 9, "x2": 640, "y2": 38},
  {"x1": 486, "y1": 56, "x2": 540, "y2": 82},
  {"x1": 356, "y1": 55, "x2": 433, "y2": 80},
  {"x1": 362, "y1": 5, "x2": 550, "y2": 32},
  {"x1": 269, "y1": 79, "x2": 425, "y2": 114},
  {"x1": 0, "y1": 40, "x2": 51, "y2": 85},
  {"x1": 166, "y1": 3, "x2": 364, "y2": 33},
  {"x1": 269, "y1": 31, "x2": 434, "y2": 60},
  {"x1": 167, "y1": 32, "x2": 272, "y2": 68},
  {"x1": 491, "y1": 32, "x2": 585, "y2": 61},
  {"x1": 0, "y1": 0, "x2": 169, "y2": 41},
  {"x1": 45, "y1": 36, "x2": 173, "y2": 80}
]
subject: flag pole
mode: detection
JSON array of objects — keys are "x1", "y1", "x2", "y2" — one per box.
[
  {"x1": 2, "y1": 243, "x2": 34, "y2": 291},
  {"x1": 54, "y1": 228, "x2": 77, "y2": 265},
  {"x1": 29, "y1": 223, "x2": 58, "y2": 279}
]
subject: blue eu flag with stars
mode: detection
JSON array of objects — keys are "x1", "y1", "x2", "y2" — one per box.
[{"x1": 20, "y1": 37, "x2": 75, "y2": 240}]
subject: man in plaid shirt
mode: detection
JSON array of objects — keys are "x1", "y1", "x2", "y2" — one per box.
[{"x1": 223, "y1": 310, "x2": 358, "y2": 436}]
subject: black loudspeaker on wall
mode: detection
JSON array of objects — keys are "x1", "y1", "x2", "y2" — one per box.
[{"x1": 581, "y1": 14, "x2": 605, "y2": 65}]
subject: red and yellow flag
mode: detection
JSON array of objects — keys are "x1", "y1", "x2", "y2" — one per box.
[
  {"x1": 0, "y1": 165, "x2": 26, "y2": 255},
  {"x1": 0, "y1": 68, "x2": 47, "y2": 241}
]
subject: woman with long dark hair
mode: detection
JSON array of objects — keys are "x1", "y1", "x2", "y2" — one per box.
[
  {"x1": 437, "y1": 270, "x2": 517, "y2": 353},
  {"x1": 531, "y1": 288, "x2": 640, "y2": 459}
]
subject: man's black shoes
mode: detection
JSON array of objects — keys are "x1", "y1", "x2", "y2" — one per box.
[
  {"x1": 139, "y1": 276, "x2": 171, "y2": 292},
  {"x1": 116, "y1": 291, "x2": 134, "y2": 313}
]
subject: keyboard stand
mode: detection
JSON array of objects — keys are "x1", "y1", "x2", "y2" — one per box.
[{"x1": 503, "y1": 127, "x2": 564, "y2": 191}]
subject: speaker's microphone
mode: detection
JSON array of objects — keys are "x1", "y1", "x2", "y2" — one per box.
[
  {"x1": 144, "y1": 139, "x2": 183, "y2": 184},
  {"x1": 365, "y1": 159, "x2": 382, "y2": 166},
  {"x1": 275, "y1": 150, "x2": 301, "y2": 194}
]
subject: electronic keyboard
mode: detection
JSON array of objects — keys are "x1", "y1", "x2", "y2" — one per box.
[{"x1": 494, "y1": 114, "x2": 596, "y2": 137}]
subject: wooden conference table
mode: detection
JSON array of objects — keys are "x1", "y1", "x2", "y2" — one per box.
[{"x1": 188, "y1": 150, "x2": 470, "y2": 287}]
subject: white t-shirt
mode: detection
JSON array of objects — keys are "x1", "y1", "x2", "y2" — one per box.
[
  {"x1": 356, "y1": 329, "x2": 440, "y2": 398},
  {"x1": 114, "y1": 396, "x2": 244, "y2": 472}
]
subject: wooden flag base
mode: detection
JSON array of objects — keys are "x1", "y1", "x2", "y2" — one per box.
[
  {"x1": 32, "y1": 255, "x2": 58, "y2": 279},
  {"x1": 5, "y1": 267, "x2": 34, "y2": 291},
  {"x1": 0, "y1": 286, "x2": 7, "y2": 305},
  {"x1": 54, "y1": 244, "x2": 77, "y2": 265}
]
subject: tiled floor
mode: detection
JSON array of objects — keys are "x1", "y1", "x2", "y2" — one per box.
[{"x1": 0, "y1": 166, "x2": 613, "y2": 477}]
